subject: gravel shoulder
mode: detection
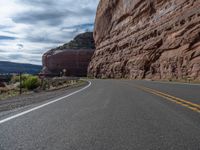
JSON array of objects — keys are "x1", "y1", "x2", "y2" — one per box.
[{"x1": 0, "y1": 80, "x2": 88, "y2": 112}]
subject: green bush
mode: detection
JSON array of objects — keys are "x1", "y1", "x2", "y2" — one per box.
[
  {"x1": 11, "y1": 74, "x2": 30, "y2": 84},
  {"x1": 22, "y1": 76, "x2": 41, "y2": 90}
]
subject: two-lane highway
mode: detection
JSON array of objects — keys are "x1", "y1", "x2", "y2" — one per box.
[{"x1": 0, "y1": 79, "x2": 200, "y2": 150}]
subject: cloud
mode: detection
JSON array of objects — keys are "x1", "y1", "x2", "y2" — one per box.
[
  {"x1": 17, "y1": 44, "x2": 24, "y2": 49},
  {"x1": 0, "y1": 35, "x2": 16, "y2": 40},
  {"x1": 61, "y1": 23, "x2": 94, "y2": 32},
  {"x1": 0, "y1": 49, "x2": 6, "y2": 52},
  {"x1": 12, "y1": 9, "x2": 74, "y2": 26},
  {"x1": 17, "y1": 0, "x2": 56, "y2": 7},
  {"x1": 0, "y1": 51, "x2": 43, "y2": 65},
  {"x1": 0, "y1": 25, "x2": 11, "y2": 29},
  {"x1": 25, "y1": 34, "x2": 63, "y2": 44},
  {"x1": 2, "y1": 31, "x2": 17, "y2": 34},
  {"x1": 0, "y1": 0, "x2": 99, "y2": 65},
  {"x1": 12, "y1": 0, "x2": 97, "y2": 26},
  {"x1": 8, "y1": 53, "x2": 24, "y2": 59}
]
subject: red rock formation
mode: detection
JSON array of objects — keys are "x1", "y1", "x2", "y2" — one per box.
[
  {"x1": 88, "y1": 0, "x2": 200, "y2": 80},
  {"x1": 42, "y1": 32, "x2": 95, "y2": 77}
]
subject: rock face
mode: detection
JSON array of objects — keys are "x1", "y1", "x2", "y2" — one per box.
[
  {"x1": 88, "y1": 0, "x2": 200, "y2": 80},
  {"x1": 42, "y1": 32, "x2": 95, "y2": 77}
]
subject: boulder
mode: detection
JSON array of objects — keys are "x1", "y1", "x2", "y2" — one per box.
[{"x1": 88, "y1": 0, "x2": 200, "y2": 80}]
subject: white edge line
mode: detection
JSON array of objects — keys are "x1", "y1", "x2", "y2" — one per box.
[{"x1": 0, "y1": 81, "x2": 91, "y2": 125}]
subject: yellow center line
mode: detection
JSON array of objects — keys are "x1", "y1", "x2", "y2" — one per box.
[{"x1": 136, "y1": 85, "x2": 200, "y2": 113}]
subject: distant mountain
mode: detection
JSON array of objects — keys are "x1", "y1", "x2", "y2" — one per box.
[{"x1": 0, "y1": 61, "x2": 42, "y2": 74}]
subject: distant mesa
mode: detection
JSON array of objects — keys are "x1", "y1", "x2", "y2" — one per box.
[
  {"x1": 88, "y1": 0, "x2": 200, "y2": 80},
  {"x1": 0, "y1": 61, "x2": 42, "y2": 74},
  {"x1": 42, "y1": 32, "x2": 95, "y2": 77}
]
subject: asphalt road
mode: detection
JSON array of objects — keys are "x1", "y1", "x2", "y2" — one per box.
[{"x1": 0, "y1": 79, "x2": 200, "y2": 150}]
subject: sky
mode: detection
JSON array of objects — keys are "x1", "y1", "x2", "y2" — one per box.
[{"x1": 0, "y1": 0, "x2": 99, "y2": 65}]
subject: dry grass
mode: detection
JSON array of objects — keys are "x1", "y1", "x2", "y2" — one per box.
[
  {"x1": 0, "y1": 87, "x2": 19, "y2": 100},
  {"x1": 44, "y1": 79, "x2": 85, "y2": 91},
  {"x1": 0, "y1": 79, "x2": 86, "y2": 100}
]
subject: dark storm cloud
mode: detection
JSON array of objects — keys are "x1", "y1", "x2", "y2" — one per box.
[{"x1": 0, "y1": 35, "x2": 16, "y2": 40}]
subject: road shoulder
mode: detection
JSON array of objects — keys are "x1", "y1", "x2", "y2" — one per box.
[{"x1": 0, "y1": 80, "x2": 88, "y2": 113}]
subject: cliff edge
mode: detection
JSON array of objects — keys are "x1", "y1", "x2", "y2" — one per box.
[{"x1": 88, "y1": 0, "x2": 200, "y2": 80}]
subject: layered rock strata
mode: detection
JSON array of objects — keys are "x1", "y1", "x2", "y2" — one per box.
[
  {"x1": 42, "y1": 32, "x2": 95, "y2": 77},
  {"x1": 88, "y1": 0, "x2": 200, "y2": 80}
]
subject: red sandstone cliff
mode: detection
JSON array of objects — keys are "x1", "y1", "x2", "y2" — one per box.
[
  {"x1": 88, "y1": 0, "x2": 200, "y2": 80},
  {"x1": 42, "y1": 32, "x2": 94, "y2": 77}
]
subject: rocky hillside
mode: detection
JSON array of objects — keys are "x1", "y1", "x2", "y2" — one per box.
[
  {"x1": 42, "y1": 32, "x2": 95, "y2": 77},
  {"x1": 88, "y1": 0, "x2": 200, "y2": 80}
]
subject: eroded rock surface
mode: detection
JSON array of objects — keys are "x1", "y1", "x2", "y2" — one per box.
[
  {"x1": 42, "y1": 32, "x2": 95, "y2": 77},
  {"x1": 88, "y1": 0, "x2": 200, "y2": 80}
]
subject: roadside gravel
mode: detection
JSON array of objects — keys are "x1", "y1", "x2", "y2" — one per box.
[{"x1": 0, "y1": 81, "x2": 87, "y2": 112}]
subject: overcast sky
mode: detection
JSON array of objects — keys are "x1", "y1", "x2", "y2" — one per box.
[{"x1": 0, "y1": 0, "x2": 99, "y2": 65}]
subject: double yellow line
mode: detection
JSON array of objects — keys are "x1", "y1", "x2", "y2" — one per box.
[{"x1": 137, "y1": 85, "x2": 200, "y2": 113}]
